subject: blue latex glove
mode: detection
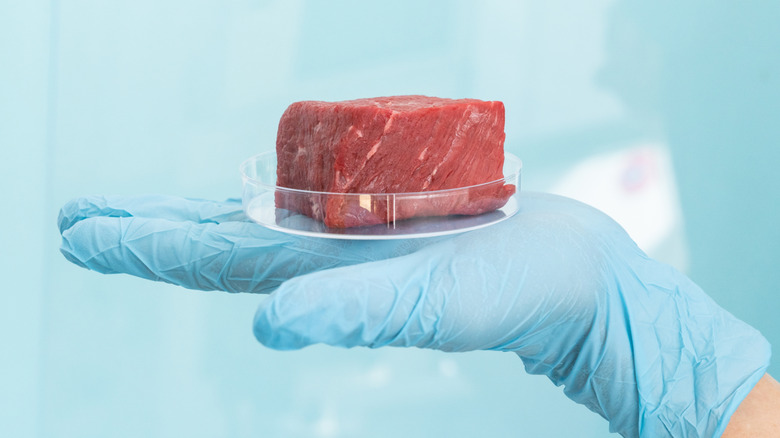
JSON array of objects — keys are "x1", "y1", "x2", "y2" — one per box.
[
  {"x1": 58, "y1": 194, "x2": 435, "y2": 293},
  {"x1": 59, "y1": 192, "x2": 770, "y2": 437}
]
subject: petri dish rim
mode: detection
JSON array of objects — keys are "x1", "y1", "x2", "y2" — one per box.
[
  {"x1": 239, "y1": 150, "x2": 523, "y2": 240},
  {"x1": 240, "y1": 150, "x2": 523, "y2": 197}
]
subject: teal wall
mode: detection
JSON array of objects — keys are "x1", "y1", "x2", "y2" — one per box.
[{"x1": 2, "y1": 1, "x2": 777, "y2": 436}]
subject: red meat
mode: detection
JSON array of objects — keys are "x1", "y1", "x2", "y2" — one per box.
[{"x1": 275, "y1": 95, "x2": 515, "y2": 228}]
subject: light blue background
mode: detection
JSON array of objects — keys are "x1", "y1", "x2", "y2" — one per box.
[{"x1": 2, "y1": 1, "x2": 778, "y2": 437}]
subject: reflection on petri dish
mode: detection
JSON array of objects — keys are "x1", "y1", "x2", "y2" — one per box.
[{"x1": 240, "y1": 151, "x2": 522, "y2": 240}]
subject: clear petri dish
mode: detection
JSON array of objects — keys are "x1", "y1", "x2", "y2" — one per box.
[{"x1": 240, "y1": 151, "x2": 522, "y2": 240}]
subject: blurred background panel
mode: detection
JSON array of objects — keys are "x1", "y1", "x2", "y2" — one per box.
[{"x1": 1, "y1": 0, "x2": 778, "y2": 437}]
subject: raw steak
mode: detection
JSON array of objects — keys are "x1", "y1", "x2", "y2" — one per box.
[{"x1": 275, "y1": 95, "x2": 515, "y2": 228}]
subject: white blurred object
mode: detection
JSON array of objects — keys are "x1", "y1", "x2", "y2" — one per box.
[{"x1": 550, "y1": 143, "x2": 689, "y2": 271}]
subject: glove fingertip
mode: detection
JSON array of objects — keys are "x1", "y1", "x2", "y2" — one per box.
[
  {"x1": 57, "y1": 196, "x2": 89, "y2": 233},
  {"x1": 253, "y1": 294, "x2": 314, "y2": 350},
  {"x1": 59, "y1": 218, "x2": 121, "y2": 274},
  {"x1": 57, "y1": 195, "x2": 120, "y2": 233},
  {"x1": 59, "y1": 241, "x2": 89, "y2": 270}
]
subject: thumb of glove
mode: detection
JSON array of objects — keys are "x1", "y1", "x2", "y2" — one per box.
[{"x1": 252, "y1": 241, "x2": 456, "y2": 351}]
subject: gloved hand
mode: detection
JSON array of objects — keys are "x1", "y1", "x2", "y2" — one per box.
[
  {"x1": 59, "y1": 192, "x2": 770, "y2": 437},
  {"x1": 58, "y1": 194, "x2": 437, "y2": 293}
]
